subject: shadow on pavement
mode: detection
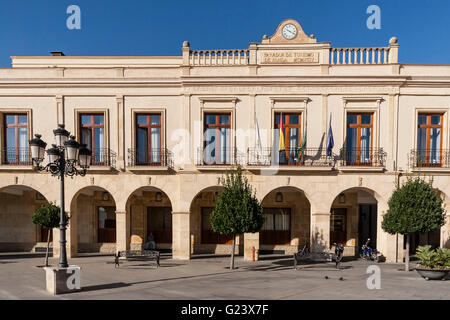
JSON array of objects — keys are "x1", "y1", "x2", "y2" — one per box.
[
  {"x1": 0, "y1": 253, "x2": 47, "y2": 260},
  {"x1": 80, "y1": 282, "x2": 131, "y2": 292},
  {"x1": 114, "y1": 263, "x2": 185, "y2": 269},
  {"x1": 73, "y1": 269, "x2": 245, "y2": 294},
  {"x1": 258, "y1": 254, "x2": 291, "y2": 261},
  {"x1": 191, "y1": 254, "x2": 232, "y2": 259},
  {"x1": 294, "y1": 264, "x2": 353, "y2": 271}
]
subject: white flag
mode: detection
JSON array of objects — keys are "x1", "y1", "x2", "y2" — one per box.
[{"x1": 254, "y1": 112, "x2": 263, "y2": 162}]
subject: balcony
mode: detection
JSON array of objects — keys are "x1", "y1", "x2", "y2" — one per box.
[
  {"x1": 409, "y1": 149, "x2": 450, "y2": 170},
  {"x1": 90, "y1": 148, "x2": 117, "y2": 168},
  {"x1": 0, "y1": 148, "x2": 33, "y2": 169},
  {"x1": 247, "y1": 147, "x2": 334, "y2": 171},
  {"x1": 196, "y1": 147, "x2": 244, "y2": 169},
  {"x1": 338, "y1": 148, "x2": 386, "y2": 171},
  {"x1": 127, "y1": 148, "x2": 174, "y2": 171}
]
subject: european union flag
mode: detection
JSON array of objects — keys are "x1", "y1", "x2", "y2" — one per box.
[{"x1": 327, "y1": 116, "x2": 334, "y2": 157}]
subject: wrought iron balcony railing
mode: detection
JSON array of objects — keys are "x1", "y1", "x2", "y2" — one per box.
[
  {"x1": 339, "y1": 148, "x2": 386, "y2": 167},
  {"x1": 90, "y1": 148, "x2": 117, "y2": 167},
  {"x1": 409, "y1": 149, "x2": 450, "y2": 168},
  {"x1": 1, "y1": 147, "x2": 32, "y2": 165},
  {"x1": 247, "y1": 147, "x2": 334, "y2": 167},
  {"x1": 196, "y1": 147, "x2": 245, "y2": 166},
  {"x1": 128, "y1": 148, "x2": 174, "y2": 168}
]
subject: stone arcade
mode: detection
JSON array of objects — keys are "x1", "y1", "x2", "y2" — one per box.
[{"x1": 0, "y1": 19, "x2": 449, "y2": 263}]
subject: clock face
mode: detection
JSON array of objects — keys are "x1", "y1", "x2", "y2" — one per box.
[{"x1": 282, "y1": 23, "x2": 297, "y2": 40}]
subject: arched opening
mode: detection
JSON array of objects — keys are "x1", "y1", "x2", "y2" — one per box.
[
  {"x1": 190, "y1": 186, "x2": 237, "y2": 254},
  {"x1": 71, "y1": 186, "x2": 116, "y2": 253},
  {"x1": 330, "y1": 188, "x2": 378, "y2": 256},
  {"x1": 126, "y1": 187, "x2": 173, "y2": 252},
  {"x1": 0, "y1": 185, "x2": 49, "y2": 252},
  {"x1": 260, "y1": 187, "x2": 310, "y2": 255}
]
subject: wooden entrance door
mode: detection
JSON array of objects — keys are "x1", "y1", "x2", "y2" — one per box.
[
  {"x1": 98, "y1": 206, "x2": 116, "y2": 243},
  {"x1": 260, "y1": 208, "x2": 291, "y2": 245},
  {"x1": 147, "y1": 207, "x2": 172, "y2": 244},
  {"x1": 330, "y1": 208, "x2": 347, "y2": 245},
  {"x1": 40, "y1": 227, "x2": 53, "y2": 242},
  {"x1": 358, "y1": 204, "x2": 377, "y2": 249}
]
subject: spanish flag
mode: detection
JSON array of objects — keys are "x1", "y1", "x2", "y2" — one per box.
[{"x1": 279, "y1": 113, "x2": 285, "y2": 152}]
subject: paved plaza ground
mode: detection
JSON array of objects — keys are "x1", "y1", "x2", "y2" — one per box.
[{"x1": 0, "y1": 252, "x2": 448, "y2": 300}]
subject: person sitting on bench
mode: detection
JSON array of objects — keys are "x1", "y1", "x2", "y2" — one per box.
[{"x1": 144, "y1": 233, "x2": 156, "y2": 250}]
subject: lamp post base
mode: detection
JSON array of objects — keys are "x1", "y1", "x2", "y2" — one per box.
[{"x1": 44, "y1": 265, "x2": 81, "y2": 295}]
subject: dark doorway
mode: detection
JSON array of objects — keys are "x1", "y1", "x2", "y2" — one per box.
[
  {"x1": 330, "y1": 208, "x2": 347, "y2": 245},
  {"x1": 407, "y1": 229, "x2": 441, "y2": 255},
  {"x1": 358, "y1": 204, "x2": 377, "y2": 249},
  {"x1": 40, "y1": 227, "x2": 53, "y2": 242},
  {"x1": 98, "y1": 206, "x2": 116, "y2": 243},
  {"x1": 147, "y1": 207, "x2": 172, "y2": 244}
]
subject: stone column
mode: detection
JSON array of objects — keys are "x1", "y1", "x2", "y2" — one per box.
[
  {"x1": 56, "y1": 95, "x2": 64, "y2": 125},
  {"x1": 116, "y1": 96, "x2": 125, "y2": 170},
  {"x1": 442, "y1": 212, "x2": 450, "y2": 249},
  {"x1": 310, "y1": 212, "x2": 331, "y2": 252},
  {"x1": 130, "y1": 203, "x2": 145, "y2": 251},
  {"x1": 375, "y1": 200, "x2": 402, "y2": 263},
  {"x1": 52, "y1": 211, "x2": 77, "y2": 258},
  {"x1": 388, "y1": 37, "x2": 399, "y2": 64},
  {"x1": 378, "y1": 232, "x2": 399, "y2": 263},
  {"x1": 116, "y1": 211, "x2": 130, "y2": 253},
  {"x1": 321, "y1": 94, "x2": 328, "y2": 135},
  {"x1": 244, "y1": 232, "x2": 259, "y2": 261},
  {"x1": 248, "y1": 43, "x2": 257, "y2": 75},
  {"x1": 52, "y1": 228, "x2": 61, "y2": 258},
  {"x1": 387, "y1": 94, "x2": 396, "y2": 171},
  {"x1": 172, "y1": 211, "x2": 190, "y2": 260},
  {"x1": 181, "y1": 41, "x2": 190, "y2": 76}
]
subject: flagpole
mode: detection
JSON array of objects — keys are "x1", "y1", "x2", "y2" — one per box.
[
  {"x1": 254, "y1": 110, "x2": 261, "y2": 164},
  {"x1": 299, "y1": 110, "x2": 307, "y2": 164}
]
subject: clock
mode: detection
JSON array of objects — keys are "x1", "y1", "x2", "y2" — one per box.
[{"x1": 282, "y1": 23, "x2": 297, "y2": 40}]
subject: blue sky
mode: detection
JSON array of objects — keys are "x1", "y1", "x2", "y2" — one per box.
[{"x1": 0, "y1": 0, "x2": 449, "y2": 67}]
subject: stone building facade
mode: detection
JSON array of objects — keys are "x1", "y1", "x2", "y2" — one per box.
[{"x1": 0, "y1": 19, "x2": 449, "y2": 263}]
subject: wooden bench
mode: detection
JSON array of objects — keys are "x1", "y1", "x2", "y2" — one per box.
[
  {"x1": 293, "y1": 242, "x2": 344, "y2": 270},
  {"x1": 114, "y1": 250, "x2": 160, "y2": 268}
]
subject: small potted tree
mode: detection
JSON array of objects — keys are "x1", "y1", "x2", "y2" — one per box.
[
  {"x1": 210, "y1": 166, "x2": 264, "y2": 270},
  {"x1": 414, "y1": 245, "x2": 450, "y2": 280},
  {"x1": 32, "y1": 203, "x2": 61, "y2": 267},
  {"x1": 382, "y1": 177, "x2": 446, "y2": 272}
]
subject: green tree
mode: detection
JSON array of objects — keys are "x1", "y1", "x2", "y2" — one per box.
[
  {"x1": 382, "y1": 177, "x2": 446, "y2": 271},
  {"x1": 32, "y1": 203, "x2": 61, "y2": 267},
  {"x1": 210, "y1": 166, "x2": 264, "y2": 269}
]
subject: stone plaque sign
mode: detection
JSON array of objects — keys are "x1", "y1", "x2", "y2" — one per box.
[{"x1": 260, "y1": 51, "x2": 319, "y2": 64}]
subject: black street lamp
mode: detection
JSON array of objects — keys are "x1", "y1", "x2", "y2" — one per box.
[{"x1": 29, "y1": 124, "x2": 91, "y2": 268}]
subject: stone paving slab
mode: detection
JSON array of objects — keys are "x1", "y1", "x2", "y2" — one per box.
[{"x1": 0, "y1": 253, "x2": 448, "y2": 300}]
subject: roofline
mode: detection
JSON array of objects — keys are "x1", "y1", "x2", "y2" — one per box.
[
  {"x1": 10, "y1": 56, "x2": 182, "y2": 59},
  {"x1": 400, "y1": 63, "x2": 450, "y2": 67}
]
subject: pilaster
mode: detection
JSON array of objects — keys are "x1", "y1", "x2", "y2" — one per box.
[
  {"x1": 172, "y1": 211, "x2": 190, "y2": 260},
  {"x1": 310, "y1": 212, "x2": 331, "y2": 252},
  {"x1": 116, "y1": 211, "x2": 130, "y2": 253},
  {"x1": 244, "y1": 232, "x2": 259, "y2": 261}
]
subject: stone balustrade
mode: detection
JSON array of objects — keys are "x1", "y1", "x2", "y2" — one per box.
[
  {"x1": 182, "y1": 37, "x2": 399, "y2": 67},
  {"x1": 330, "y1": 47, "x2": 391, "y2": 65},
  {"x1": 189, "y1": 49, "x2": 250, "y2": 66},
  {"x1": 330, "y1": 37, "x2": 399, "y2": 65}
]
